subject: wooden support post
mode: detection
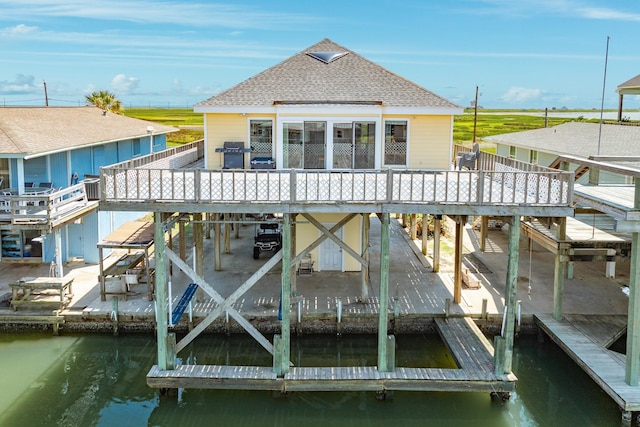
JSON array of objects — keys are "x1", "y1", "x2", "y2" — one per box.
[
  {"x1": 214, "y1": 214, "x2": 221, "y2": 271},
  {"x1": 154, "y1": 212, "x2": 170, "y2": 370},
  {"x1": 168, "y1": 228, "x2": 173, "y2": 276},
  {"x1": 627, "y1": 231, "x2": 640, "y2": 386},
  {"x1": 290, "y1": 214, "x2": 297, "y2": 297},
  {"x1": 421, "y1": 214, "x2": 428, "y2": 255},
  {"x1": 433, "y1": 215, "x2": 441, "y2": 272},
  {"x1": 500, "y1": 215, "x2": 520, "y2": 374},
  {"x1": 480, "y1": 215, "x2": 489, "y2": 252},
  {"x1": 224, "y1": 213, "x2": 231, "y2": 254},
  {"x1": 234, "y1": 213, "x2": 240, "y2": 239},
  {"x1": 194, "y1": 213, "x2": 205, "y2": 303},
  {"x1": 178, "y1": 221, "x2": 186, "y2": 262},
  {"x1": 277, "y1": 214, "x2": 292, "y2": 376},
  {"x1": 410, "y1": 214, "x2": 417, "y2": 240},
  {"x1": 361, "y1": 213, "x2": 370, "y2": 302},
  {"x1": 386, "y1": 335, "x2": 396, "y2": 372},
  {"x1": 378, "y1": 213, "x2": 390, "y2": 372},
  {"x1": 626, "y1": 181, "x2": 640, "y2": 386},
  {"x1": 54, "y1": 229, "x2": 63, "y2": 278},
  {"x1": 166, "y1": 333, "x2": 176, "y2": 370},
  {"x1": 553, "y1": 217, "x2": 567, "y2": 321},
  {"x1": 453, "y1": 216, "x2": 466, "y2": 304}
]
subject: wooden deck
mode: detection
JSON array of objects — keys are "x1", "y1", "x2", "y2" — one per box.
[
  {"x1": 147, "y1": 317, "x2": 516, "y2": 394},
  {"x1": 535, "y1": 314, "x2": 640, "y2": 411}
]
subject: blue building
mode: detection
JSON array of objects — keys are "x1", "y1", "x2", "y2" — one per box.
[{"x1": 0, "y1": 106, "x2": 176, "y2": 265}]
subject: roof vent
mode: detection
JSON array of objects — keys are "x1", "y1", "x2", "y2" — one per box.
[{"x1": 307, "y1": 51, "x2": 348, "y2": 64}]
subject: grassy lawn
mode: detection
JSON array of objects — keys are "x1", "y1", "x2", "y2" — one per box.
[{"x1": 124, "y1": 108, "x2": 204, "y2": 145}]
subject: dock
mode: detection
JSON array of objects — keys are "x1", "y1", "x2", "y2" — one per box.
[
  {"x1": 535, "y1": 314, "x2": 640, "y2": 411},
  {"x1": 147, "y1": 317, "x2": 516, "y2": 395}
]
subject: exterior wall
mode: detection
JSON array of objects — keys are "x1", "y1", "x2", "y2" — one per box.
[
  {"x1": 403, "y1": 114, "x2": 451, "y2": 169},
  {"x1": 205, "y1": 112, "x2": 453, "y2": 170},
  {"x1": 295, "y1": 213, "x2": 362, "y2": 272},
  {"x1": 205, "y1": 114, "x2": 250, "y2": 169},
  {"x1": 496, "y1": 143, "x2": 510, "y2": 158}
]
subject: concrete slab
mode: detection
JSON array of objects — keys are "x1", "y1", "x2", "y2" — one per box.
[{"x1": 0, "y1": 215, "x2": 629, "y2": 331}]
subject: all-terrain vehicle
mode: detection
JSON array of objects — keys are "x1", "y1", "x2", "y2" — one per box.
[{"x1": 253, "y1": 223, "x2": 282, "y2": 259}]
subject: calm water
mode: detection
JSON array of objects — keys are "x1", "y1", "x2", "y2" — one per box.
[{"x1": 0, "y1": 332, "x2": 622, "y2": 427}]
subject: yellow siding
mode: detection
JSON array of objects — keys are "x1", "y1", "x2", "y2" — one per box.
[
  {"x1": 405, "y1": 115, "x2": 452, "y2": 169},
  {"x1": 295, "y1": 213, "x2": 362, "y2": 272}
]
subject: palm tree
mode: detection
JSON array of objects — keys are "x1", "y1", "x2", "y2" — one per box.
[{"x1": 85, "y1": 90, "x2": 124, "y2": 114}]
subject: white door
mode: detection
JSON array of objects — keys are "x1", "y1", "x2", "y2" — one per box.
[{"x1": 318, "y1": 226, "x2": 343, "y2": 271}]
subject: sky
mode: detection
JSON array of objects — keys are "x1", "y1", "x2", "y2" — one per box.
[{"x1": 1, "y1": 0, "x2": 640, "y2": 110}]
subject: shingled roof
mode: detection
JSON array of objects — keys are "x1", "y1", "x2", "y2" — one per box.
[
  {"x1": 195, "y1": 38, "x2": 460, "y2": 111},
  {"x1": 0, "y1": 106, "x2": 176, "y2": 157},
  {"x1": 486, "y1": 121, "x2": 640, "y2": 158},
  {"x1": 617, "y1": 73, "x2": 640, "y2": 93}
]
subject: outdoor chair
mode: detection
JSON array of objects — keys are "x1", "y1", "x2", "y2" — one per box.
[
  {"x1": 24, "y1": 182, "x2": 34, "y2": 188},
  {"x1": 457, "y1": 142, "x2": 480, "y2": 170},
  {"x1": 39, "y1": 182, "x2": 53, "y2": 189}
]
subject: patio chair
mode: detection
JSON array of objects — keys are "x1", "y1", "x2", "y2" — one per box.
[
  {"x1": 39, "y1": 182, "x2": 53, "y2": 189},
  {"x1": 0, "y1": 194, "x2": 10, "y2": 212},
  {"x1": 457, "y1": 142, "x2": 480, "y2": 170},
  {"x1": 24, "y1": 182, "x2": 34, "y2": 188}
]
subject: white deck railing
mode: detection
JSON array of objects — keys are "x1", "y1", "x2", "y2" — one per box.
[
  {"x1": 0, "y1": 183, "x2": 94, "y2": 226},
  {"x1": 101, "y1": 167, "x2": 573, "y2": 207}
]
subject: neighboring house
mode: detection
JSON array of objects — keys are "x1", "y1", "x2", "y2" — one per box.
[
  {"x1": 0, "y1": 106, "x2": 176, "y2": 264},
  {"x1": 194, "y1": 38, "x2": 462, "y2": 271},
  {"x1": 616, "y1": 73, "x2": 640, "y2": 121},
  {"x1": 487, "y1": 121, "x2": 640, "y2": 186}
]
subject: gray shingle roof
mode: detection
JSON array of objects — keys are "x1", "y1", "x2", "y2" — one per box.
[
  {"x1": 0, "y1": 106, "x2": 176, "y2": 157},
  {"x1": 486, "y1": 121, "x2": 640, "y2": 157},
  {"x1": 196, "y1": 38, "x2": 460, "y2": 110},
  {"x1": 617, "y1": 73, "x2": 640, "y2": 91}
]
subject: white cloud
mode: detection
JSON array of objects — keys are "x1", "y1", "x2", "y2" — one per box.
[
  {"x1": 466, "y1": 0, "x2": 640, "y2": 22},
  {"x1": 111, "y1": 74, "x2": 139, "y2": 94},
  {"x1": 1, "y1": 23, "x2": 38, "y2": 35},
  {"x1": 501, "y1": 87, "x2": 543, "y2": 104},
  {"x1": 0, "y1": 0, "x2": 320, "y2": 29},
  {"x1": 0, "y1": 74, "x2": 38, "y2": 94},
  {"x1": 577, "y1": 7, "x2": 640, "y2": 21}
]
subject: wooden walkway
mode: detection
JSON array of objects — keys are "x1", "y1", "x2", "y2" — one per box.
[
  {"x1": 147, "y1": 317, "x2": 516, "y2": 394},
  {"x1": 535, "y1": 314, "x2": 640, "y2": 411}
]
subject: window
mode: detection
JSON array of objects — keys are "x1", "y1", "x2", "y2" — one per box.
[
  {"x1": 283, "y1": 123, "x2": 303, "y2": 168},
  {"x1": 249, "y1": 120, "x2": 273, "y2": 161},
  {"x1": 529, "y1": 150, "x2": 538, "y2": 164},
  {"x1": 509, "y1": 146, "x2": 516, "y2": 159},
  {"x1": 384, "y1": 120, "x2": 407, "y2": 166},
  {"x1": 133, "y1": 138, "x2": 141, "y2": 157},
  {"x1": 333, "y1": 122, "x2": 375, "y2": 169},
  {"x1": 283, "y1": 122, "x2": 326, "y2": 169}
]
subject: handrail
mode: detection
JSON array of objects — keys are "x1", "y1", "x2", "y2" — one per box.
[{"x1": 101, "y1": 166, "x2": 573, "y2": 207}]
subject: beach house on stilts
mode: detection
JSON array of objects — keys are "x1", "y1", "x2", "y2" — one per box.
[{"x1": 99, "y1": 39, "x2": 573, "y2": 397}]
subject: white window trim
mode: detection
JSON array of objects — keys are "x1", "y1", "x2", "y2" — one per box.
[{"x1": 382, "y1": 118, "x2": 410, "y2": 168}]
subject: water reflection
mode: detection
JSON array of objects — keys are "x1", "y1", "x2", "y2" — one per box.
[{"x1": 0, "y1": 333, "x2": 622, "y2": 427}]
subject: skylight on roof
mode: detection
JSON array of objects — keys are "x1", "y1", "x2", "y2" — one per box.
[{"x1": 307, "y1": 51, "x2": 348, "y2": 64}]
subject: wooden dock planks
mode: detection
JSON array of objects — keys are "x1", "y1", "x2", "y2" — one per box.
[
  {"x1": 147, "y1": 316, "x2": 516, "y2": 394},
  {"x1": 535, "y1": 314, "x2": 640, "y2": 411}
]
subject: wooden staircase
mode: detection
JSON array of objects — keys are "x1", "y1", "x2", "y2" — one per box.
[{"x1": 549, "y1": 157, "x2": 589, "y2": 180}]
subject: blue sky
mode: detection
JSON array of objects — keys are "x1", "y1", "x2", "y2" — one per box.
[{"x1": 1, "y1": 0, "x2": 639, "y2": 110}]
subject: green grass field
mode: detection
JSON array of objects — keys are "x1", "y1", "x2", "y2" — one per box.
[{"x1": 124, "y1": 108, "x2": 633, "y2": 146}]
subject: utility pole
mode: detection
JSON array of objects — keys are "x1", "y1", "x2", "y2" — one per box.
[
  {"x1": 43, "y1": 80, "x2": 49, "y2": 106},
  {"x1": 472, "y1": 85, "x2": 479, "y2": 143}
]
